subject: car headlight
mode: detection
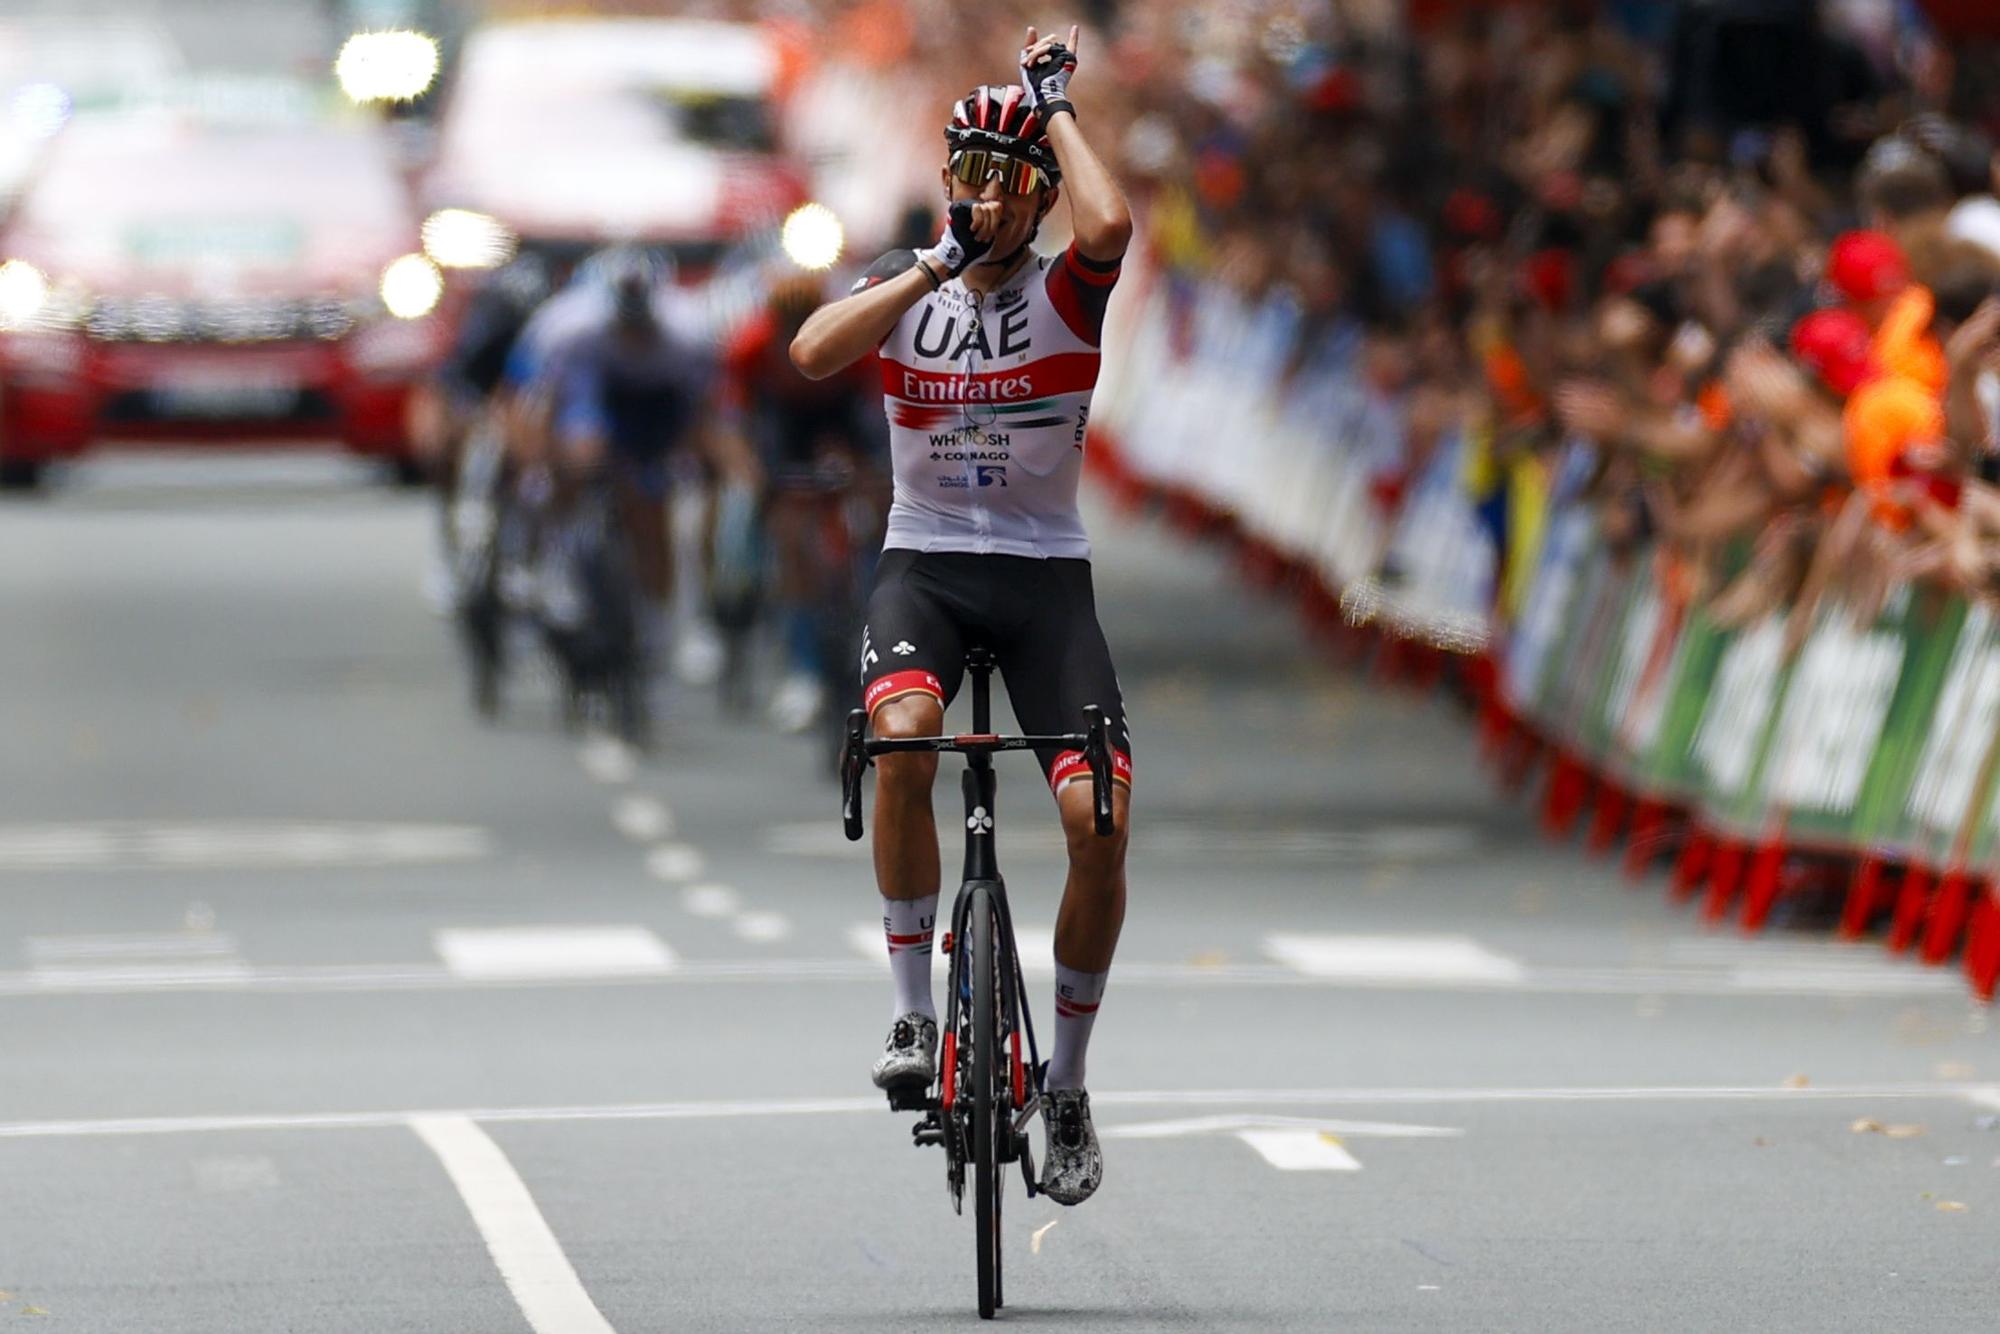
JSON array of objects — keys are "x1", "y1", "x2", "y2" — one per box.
[
  {"x1": 380, "y1": 253, "x2": 443, "y2": 320},
  {"x1": 0, "y1": 259, "x2": 50, "y2": 331},
  {"x1": 422, "y1": 209, "x2": 516, "y2": 270},
  {"x1": 335, "y1": 30, "x2": 440, "y2": 104}
]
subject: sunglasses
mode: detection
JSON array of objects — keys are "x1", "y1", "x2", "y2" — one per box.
[{"x1": 949, "y1": 148, "x2": 1050, "y2": 197}]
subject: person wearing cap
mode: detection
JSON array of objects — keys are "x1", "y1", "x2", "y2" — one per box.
[{"x1": 1825, "y1": 230, "x2": 1947, "y2": 393}]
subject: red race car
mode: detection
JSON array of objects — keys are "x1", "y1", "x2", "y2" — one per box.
[{"x1": 0, "y1": 99, "x2": 443, "y2": 488}]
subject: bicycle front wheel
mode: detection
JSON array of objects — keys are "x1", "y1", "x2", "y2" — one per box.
[{"x1": 969, "y1": 884, "x2": 1003, "y2": 1318}]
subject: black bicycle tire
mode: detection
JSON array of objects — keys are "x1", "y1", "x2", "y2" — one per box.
[{"x1": 971, "y1": 885, "x2": 999, "y2": 1319}]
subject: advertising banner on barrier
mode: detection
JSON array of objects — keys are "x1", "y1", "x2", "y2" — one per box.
[
  {"x1": 1756, "y1": 594, "x2": 1909, "y2": 849},
  {"x1": 1898, "y1": 601, "x2": 2000, "y2": 866},
  {"x1": 1688, "y1": 616, "x2": 1791, "y2": 836}
]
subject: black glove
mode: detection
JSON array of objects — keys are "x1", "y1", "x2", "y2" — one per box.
[
  {"x1": 1021, "y1": 41, "x2": 1076, "y2": 122},
  {"x1": 924, "y1": 200, "x2": 993, "y2": 278}
]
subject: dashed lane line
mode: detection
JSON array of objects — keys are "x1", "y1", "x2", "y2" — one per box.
[
  {"x1": 0, "y1": 1084, "x2": 1990, "y2": 1141},
  {"x1": 732, "y1": 911, "x2": 791, "y2": 943},
  {"x1": 577, "y1": 735, "x2": 638, "y2": 786},
  {"x1": 644, "y1": 844, "x2": 705, "y2": 883},
  {"x1": 412, "y1": 1114, "x2": 618, "y2": 1334},
  {"x1": 610, "y1": 796, "x2": 674, "y2": 844}
]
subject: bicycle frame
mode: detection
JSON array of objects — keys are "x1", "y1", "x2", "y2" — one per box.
[{"x1": 838, "y1": 648, "x2": 1118, "y2": 1317}]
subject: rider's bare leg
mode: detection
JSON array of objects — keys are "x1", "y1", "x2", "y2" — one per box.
[
  {"x1": 872, "y1": 695, "x2": 945, "y2": 1018},
  {"x1": 1046, "y1": 782, "x2": 1129, "y2": 1089}
]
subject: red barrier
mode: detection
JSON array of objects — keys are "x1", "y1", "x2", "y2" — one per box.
[
  {"x1": 1672, "y1": 827, "x2": 1713, "y2": 902},
  {"x1": 1540, "y1": 752, "x2": 1589, "y2": 837},
  {"x1": 1701, "y1": 839, "x2": 1747, "y2": 925},
  {"x1": 1920, "y1": 871, "x2": 1975, "y2": 965},
  {"x1": 1738, "y1": 837, "x2": 1788, "y2": 932},
  {"x1": 1624, "y1": 797, "x2": 1667, "y2": 879},
  {"x1": 1839, "y1": 857, "x2": 1886, "y2": 940},
  {"x1": 1585, "y1": 782, "x2": 1628, "y2": 857},
  {"x1": 1965, "y1": 891, "x2": 2000, "y2": 1002},
  {"x1": 1887, "y1": 865, "x2": 1934, "y2": 953}
]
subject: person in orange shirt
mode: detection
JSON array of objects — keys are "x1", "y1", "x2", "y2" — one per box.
[
  {"x1": 1825, "y1": 230, "x2": 1947, "y2": 394},
  {"x1": 1790, "y1": 307, "x2": 1954, "y2": 529}
]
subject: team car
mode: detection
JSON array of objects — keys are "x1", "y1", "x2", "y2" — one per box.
[{"x1": 0, "y1": 97, "x2": 440, "y2": 486}]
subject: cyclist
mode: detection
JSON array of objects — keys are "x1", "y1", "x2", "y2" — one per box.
[
  {"x1": 408, "y1": 254, "x2": 554, "y2": 605},
  {"x1": 790, "y1": 26, "x2": 1132, "y2": 1206},
  {"x1": 721, "y1": 269, "x2": 887, "y2": 731},
  {"x1": 534, "y1": 252, "x2": 757, "y2": 667}
]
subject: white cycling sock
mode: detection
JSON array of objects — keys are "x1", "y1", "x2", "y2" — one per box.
[
  {"x1": 1045, "y1": 962, "x2": 1108, "y2": 1091},
  {"x1": 882, "y1": 894, "x2": 938, "y2": 1021}
]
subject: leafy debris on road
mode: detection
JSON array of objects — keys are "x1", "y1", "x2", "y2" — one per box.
[
  {"x1": 1850, "y1": 1118, "x2": 1926, "y2": 1138},
  {"x1": 1782, "y1": 1074, "x2": 1810, "y2": 1089},
  {"x1": 1935, "y1": 1200, "x2": 1969, "y2": 1212},
  {"x1": 1031, "y1": 1220, "x2": 1059, "y2": 1255}
]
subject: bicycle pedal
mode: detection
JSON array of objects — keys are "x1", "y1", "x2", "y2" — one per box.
[{"x1": 883, "y1": 1079, "x2": 930, "y2": 1112}]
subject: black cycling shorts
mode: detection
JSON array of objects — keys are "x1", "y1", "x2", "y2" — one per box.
[{"x1": 859, "y1": 550, "x2": 1132, "y2": 795}]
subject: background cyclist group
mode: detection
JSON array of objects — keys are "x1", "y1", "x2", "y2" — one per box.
[{"x1": 408, "y1": 240, "x2": 891, "y2": 747}]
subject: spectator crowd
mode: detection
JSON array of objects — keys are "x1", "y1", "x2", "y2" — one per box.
[{"x1": 768, "y1": 0, "x2": 2000, "y2": 644}]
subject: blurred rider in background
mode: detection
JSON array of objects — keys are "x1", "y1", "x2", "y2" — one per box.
[
  {"x1": 517, "y1": 250, "x2": 757, "y2": 674},
  {"x1": 720, "y1": 268, "x2": 887, "y2": 731}
]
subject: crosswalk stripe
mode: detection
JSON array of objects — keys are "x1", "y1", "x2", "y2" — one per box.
[
  {"x1": 1263, "y1": 933, "x2": 1525, "y2": 984},
  {"x1": 434, "y1": 927, "x2": 676, "y2": 981}
]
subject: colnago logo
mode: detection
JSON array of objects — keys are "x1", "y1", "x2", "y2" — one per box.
[{"x1": 902, "y1": 371, "x2": 1035, "y2": 403}]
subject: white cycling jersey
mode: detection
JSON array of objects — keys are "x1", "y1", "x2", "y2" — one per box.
[{"x1": 851, "y1": 242, "x2": 1122, "y2": 559}]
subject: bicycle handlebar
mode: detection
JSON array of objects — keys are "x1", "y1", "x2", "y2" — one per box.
[{"x1": 840, "y1": 707, "x2": 1117, "y2": 841}]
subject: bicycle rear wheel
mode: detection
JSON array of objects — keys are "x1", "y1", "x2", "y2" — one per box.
[{"x1": 969, "y1": 884, "x2": 1003, "y2": 1318}]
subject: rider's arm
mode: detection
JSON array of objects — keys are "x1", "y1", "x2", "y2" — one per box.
[
  {"x1": 1041, "y1": 110, "x2": 1131, "y2": 264},
  {"x1": 790, "y1": 250, "x2": 939, "y2": 381}
]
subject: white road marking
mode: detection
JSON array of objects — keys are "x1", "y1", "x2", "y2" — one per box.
[
  {"x1": 1105, "y1": 1114, "x2": 1462, "y2": 1140},
  {"x1": 34, "y1": 962, "x2": 255, "y2": 988},
  {"x1": 1264, "y1": 934, "x2": 1525, "y2": 984},
  {"x1": 0, "y1": 1084, "x2": 1987, "y2": 1142},
  {"x1": 434, "y1": 927, "x2": 676, "y2": 981},
  {"x1": 680, "y1": 884, "x2": 740, "y2": 918},
  {"x1": 761, "y1": 820, "x2": 1481, "y2": 861},
  {"x1": 28, "y1": 930, "x2": 250, "y2": 987},
  {"x1": 0, "y1": 954, "x2": 1974, "y2": 998},
  {"x1": 847, "y1": 920, "x2": 1051, "y2": 973},
  {"x1": 733, "y1": 911, "x2": 791, "y2": 943},
  {"x1": 1967, "y1": 1089, "x2": 2000, "y2": 1112},
  {"x1": 0, "y1": 822, "x2": 491, "y2": 871},
  {"x1": 411, "y1": 1115, "x2": 617, "y2": 1334},
  {"x1": 27, "y1": 933, "x2": 237, "y2": 961},
  {"x1": 577, "y1": 735, "x2": 638, "y2": 785},
  {"x1": 1235, "y1": 1129, "x2": 1361, "y2": 1171},
  {"x1": 610, "y1": 796, "x2": 673, "y2": 844},
  {"x1": 644, "y1": 844, "x2": 705, "y2": 883},
  {"x1": 1727, "y1": 966, "x2": 1958, "y2": 994},
  {"x1": 847, "y1": 921, "x2": 892, "y2": 964}
]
